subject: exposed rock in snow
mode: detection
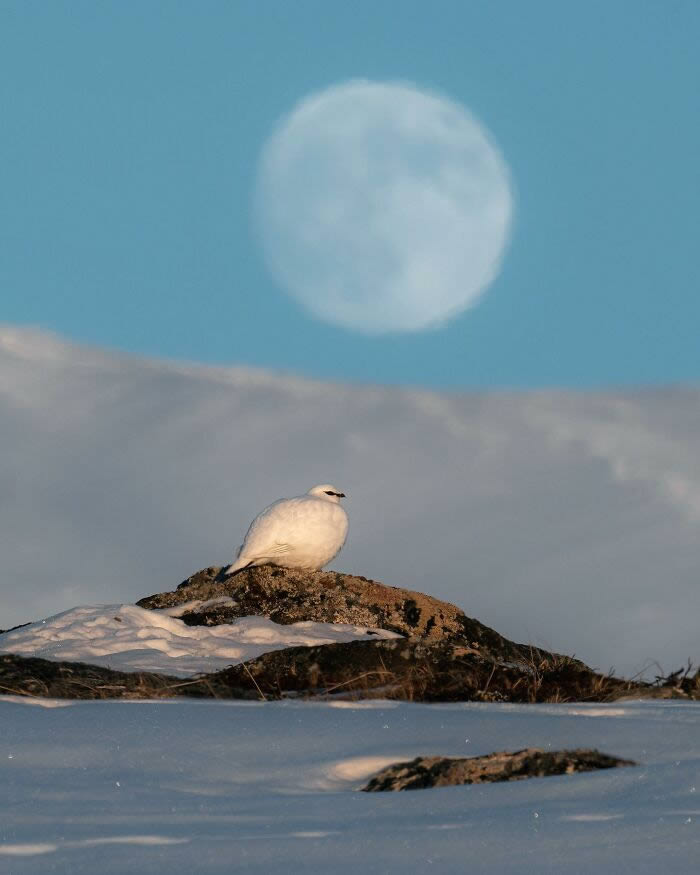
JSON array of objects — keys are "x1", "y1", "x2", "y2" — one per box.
[
  {"x1": 0, "y1": 600, "x2": 400, "y2": 677},
  {"x1": 2, "y1": 565, "x2": 698, "y2": 702},
  {"x1": 137, "y1": 564, "x2": 545, "y2": 664},
  {"x1": 362, "y1": 748, "x2": 636, "y2": 791},
  {"x1": 214, "y1": 636, "x2": 625, "y2": 703}
]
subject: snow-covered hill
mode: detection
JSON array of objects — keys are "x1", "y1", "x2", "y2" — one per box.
[{"x1": 1, "y1": 325, "x2": 699, "y2": 675}]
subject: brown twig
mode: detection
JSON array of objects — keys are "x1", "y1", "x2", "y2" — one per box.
[
  {"x1": 321, "y1": 670, "x2": 390, "y2": 695},
  {"x1": 481, "y1": 661, "x2": 498, "y2": 696},
  {"x1": 0, "y1": 683, "x2": 41, "y2": 698},
  {"x1": 241, "y1": 661, "x2": 267, "y2": 701}
]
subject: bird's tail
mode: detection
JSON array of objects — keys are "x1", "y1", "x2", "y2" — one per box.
[{"x1": 223, "y1": 554, "x2": 253, "y2": 577}]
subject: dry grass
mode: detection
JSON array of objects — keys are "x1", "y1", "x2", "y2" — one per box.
[{"x1": 2, "y1": 648, "x2": 697, "y2": 705}]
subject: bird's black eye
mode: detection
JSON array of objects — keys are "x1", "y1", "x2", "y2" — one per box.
[{"x1": 325, "y1": 490, "x2": 335, "y2": 495}]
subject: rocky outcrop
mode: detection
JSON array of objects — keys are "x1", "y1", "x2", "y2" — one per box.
[
  {"x1": 0, "y1": 652, "x2": 259, "y2": 701},
  {"x1": 3, "y1": 565, "x2": 697, "y2": 702},
  {"x1": 0, "y1": 653, "x2": 187, "y2": 700},
  {"x1": 137, "y1": 565, "x2": 565, "y2": 665},
  {"x1": 133, "y1": 565, "x2": 623, "y2": 702},
  {"x1": 214, "y1": 636, "x2": 621, "y2": 702},
  {"x1": 362, "y1": 748, "x2": 636, "y2": 791}
]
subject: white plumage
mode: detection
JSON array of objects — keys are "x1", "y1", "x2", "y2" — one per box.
[{"x1": 224, "y1": 484, "x2": 348, "y2": 576}]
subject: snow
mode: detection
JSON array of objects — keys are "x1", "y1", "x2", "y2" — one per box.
[
  {"x1": 1, "y1": 697, "x2": 699, "y2": 873},
  {"x1": 0, "y1": 601, "x2": 401, "y2": 676}
]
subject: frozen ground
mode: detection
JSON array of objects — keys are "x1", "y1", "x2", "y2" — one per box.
[
  {"x1": 1, "y1": 697, "x2": 698, "y2": 873},
  {"x1": 0, "y1": 602, "x2": 400, "y2": 676}
]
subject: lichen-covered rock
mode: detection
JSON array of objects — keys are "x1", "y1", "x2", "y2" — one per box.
[
  {"x1": 214, "y1": 637, "x2": 626, "y2": 703},
  {"x1": 5, "y1": 564, "x2": 692, "y2": 703},
  {"x1": 136, "y1": 565, "x2": 559, "y2": 665},
  {"x1": 0, "y1": 653, "x2": 233, "y2": 700},
  {"x1": 133, "y1": 565, "x2": 627, "y2": 703},
  {"x1": 362, "y1": 748, "x2": 636, "y2": 791}
]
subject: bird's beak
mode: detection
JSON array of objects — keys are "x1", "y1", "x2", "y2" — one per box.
[{"x1": 339, "y1": 492, "x2": 346, "y2": 498}]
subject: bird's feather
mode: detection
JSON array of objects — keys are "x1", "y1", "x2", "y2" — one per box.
[{"x1": 268, "y1": 543, "x2": 292, "y2": 555}]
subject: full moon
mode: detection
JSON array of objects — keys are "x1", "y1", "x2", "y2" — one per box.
[{"x1": 254, "y1": 80, "x2": 514, "y2": 335}]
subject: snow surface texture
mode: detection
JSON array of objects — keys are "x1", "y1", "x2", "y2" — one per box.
[
  {"x1": 226, "y1": 484, "x2": 349, "y2": 574},
  {"x1": 0, "y1": 601, "x2": 400, "y2": 676},
  {"x1": 2, "y1": 326, "x2": 700, "y2": 675},
  {"x1": 1, "y1": 697, "x2": 698, "y2": 873}
]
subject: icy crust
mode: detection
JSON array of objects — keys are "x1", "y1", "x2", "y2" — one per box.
[
  {"x1": 0, "y1": 600, "x2": 401, "y2": 677},
  {"x1": 0, "y1": 699, "x2": 698, "y2": 872}
]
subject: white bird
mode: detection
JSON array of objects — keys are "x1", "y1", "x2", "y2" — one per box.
[{"x1": 224, "y1": 484, "x2": 348, "y2": 576}]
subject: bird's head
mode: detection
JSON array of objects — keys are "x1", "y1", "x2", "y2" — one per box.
[{"x1": 308, "y1": 484, "x2": 346, "y2": 503}]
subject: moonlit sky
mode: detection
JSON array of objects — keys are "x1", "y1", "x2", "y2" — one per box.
[{"x1": 1, "y1": 0, "x2": 699, "y2": 388}]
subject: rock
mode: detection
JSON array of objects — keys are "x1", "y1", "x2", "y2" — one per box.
[
  {"x1": 135, "y1": 565, "x2": 621, "y2": 703},
  {"x1": 362, "y1": 748, "x2": 636, "y2": 791},
  {"x1": 3, "y1": 564, "x2": 696, "y2": 703},
  {"x1": 0, "y1": 653, "x2": 251, "y2": 701},
  {"x1": 137, "y1": 565, "x2": 565, "y2": 665},
  {"x1": 214, "y1": 636, "x2": 627, "y2": 703}
]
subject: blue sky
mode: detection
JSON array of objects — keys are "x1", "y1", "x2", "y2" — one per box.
[{"x1": 1, "y1": 0, "x2": 698, "y2": 389}]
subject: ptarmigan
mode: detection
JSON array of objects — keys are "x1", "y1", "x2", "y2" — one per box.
[{"x1": 224, "y1": 484, "x2": 348, "y2": 576}]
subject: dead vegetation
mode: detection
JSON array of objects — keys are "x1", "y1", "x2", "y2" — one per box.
[
  {"x1": 0, "y1": 653, "x2": 251, "y2": 701},
  {"x1": 1, "y1": 647, "x2": 697, "y2": 704},
  {"x1": 214, "y1": 638, "x2": 661, "y2": 704}
]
